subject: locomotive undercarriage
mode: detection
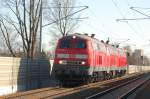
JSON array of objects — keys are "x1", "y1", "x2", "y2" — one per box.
[
  {"x1": 91, "y1": 70, "x2": 126, "y2": 81},
  {"x1": 53, "y1": 64, "x2": 90, "y2": 86},
  {"x1": 53, "y1": 64, "x2": 126, "y2": 86}
]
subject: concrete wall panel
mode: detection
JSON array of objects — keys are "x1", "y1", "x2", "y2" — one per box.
[{"x1": 0, "y1": 57, "x2": 51, "y2": 95}]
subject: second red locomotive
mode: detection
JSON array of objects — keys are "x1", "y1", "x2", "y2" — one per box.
[{"x1": 53, "y1": 33, "x2": 127, "y2": 85}]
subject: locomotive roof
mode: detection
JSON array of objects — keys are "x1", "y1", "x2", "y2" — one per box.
[
  {"x1": 62, "y1": 33, "x2": 125, "y2": 53},
  {"x1": 61, "y1": 33, "x2": 92, "y2": 40},
  {"x1": 66, "y1": 33, "x2": 106, "y2": 44},
  {"x1": 64, "y1": 33, "x2": 113, "y2": 45},
  {"x1": 63, "y1": 33, "x2": 105, "y2": 42}
]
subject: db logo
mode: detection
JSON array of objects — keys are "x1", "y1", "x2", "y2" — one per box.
[{"x1": 69, "y1": 54, "x2": 75, "y2": 58}]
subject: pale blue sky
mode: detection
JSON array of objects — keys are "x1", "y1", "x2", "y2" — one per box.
[
  {"x1": 0, "y1": 0, "x2": 150, "y2": 56},
  {"x1": 75, "y1": 0, "x2": 150, "y2": 56}
]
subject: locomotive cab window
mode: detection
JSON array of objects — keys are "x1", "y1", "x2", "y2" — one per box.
[
  {"x1": 75, "y1": 40, "x2": 86, "y2": 48},
  {"x1": 59, "y1": 39, "x2": 86, "y2": 49},
  {"x1": 60, "y1": 39, "x2": 70, "y2": 48}
]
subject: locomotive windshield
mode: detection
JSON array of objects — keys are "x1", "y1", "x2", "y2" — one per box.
[
  {"x1": 59, "y1": 39, "x2": 86, "y2": 49},
  {"x1": 60, "y1": 39, "x2": 70, "y2": 48},
  {"x1": 75, "y1": 40, "x2": 86, "y2": 48}
]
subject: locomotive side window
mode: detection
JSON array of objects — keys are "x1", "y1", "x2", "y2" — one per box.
[
  {"x1": 92, "y1": 41, "x2": 99, "y2": 50},
  {"x1": 100, "y1": 43, "x2": 106, "y2": 53},
  {"x1": 112, "y1": 47, "x2": 117, "y2": 55},
  {"x1": 97, "y1": 43, "x2": 101, "y2": 50},
  {"x1": 60, "y1": 39, "x2": 70, "y2": 48}
]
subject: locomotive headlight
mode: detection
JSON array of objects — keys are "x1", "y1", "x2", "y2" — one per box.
[
  {"x1": 59, "y1": 60, "x2": 63, "y2": 64},
  {"x1": 58, "y1": 60, "x2": 67, "y2": 64},
  {"x1": 72, "y1": 35, "x2": 76, "y2": 39},
  {"x1": 81, "y1": 61, "x2": 86, "y2": 65}
]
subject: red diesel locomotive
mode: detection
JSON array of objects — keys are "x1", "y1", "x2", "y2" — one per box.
[{"x1": 53, "y1": 33, "x2": 127, "y2": 84}]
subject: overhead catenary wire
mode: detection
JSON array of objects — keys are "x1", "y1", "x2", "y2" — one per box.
[
  {"x1": 42, "y1": 6, "x2": 88, "y2": 27},
  {"x1": 131, "y1": 7, "x2": 150, "y2": 10},
  {"x1": 111, "y1": 0, "x2": 146, "y2": 44},
  {"x1": 124, "y1": 1, "x2": 150, "y2": 43},
  {"x1": 116, "y1": 0, "x2": 150, "y2": 52},
  {"x1": 130, "y1": 7, "x2": 150, "y2": 18},
  {"x1": 79, "y1": 0, "x2": 124, "y2": 42},
  {"x1": 126, "y1": 1, "x2": 149, "y2": 42}
]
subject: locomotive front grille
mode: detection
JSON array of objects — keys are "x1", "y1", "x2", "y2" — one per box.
[
  {"x1": 57, "y1": 60, "x2": 86, "y2": 66},
  {"x1": 66, "y1": 60, "x2": 82, "y2": 65}
]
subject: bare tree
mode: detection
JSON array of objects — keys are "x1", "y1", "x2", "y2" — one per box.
[
  {"x1": 0, "y1": 18, "x2": 16, "y2": 56},
  {"x1": 0, "y1": 0, "x2": 42, "y2": 58},
  {"x1": 47, "y1": 0, "x2": 78, "y2": 37}
]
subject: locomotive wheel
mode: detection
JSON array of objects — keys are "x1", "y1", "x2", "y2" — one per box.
[
  {"x1": 103, "y1": 71, "x2": 106, "y2": 80},
  {"x1": 92, "y1": 72, "x2": 98, "y2": 82},
  {"x1": 97, "y1": 72, "x2": 102, "y2": 81},
  {"x1": 86, "y1": 76, "x2": 93, "y2": 84},
  {"x1": 115, "y1": 71, "x2": 119, "y2": 77},
  {"x1": 105, "y1": 72, "x2": 109, "y2": 80},
  {"x1": 112, "y1": 70, "x2": 116, "y2": 78},
  {"x1": 95, "y1": 72, "x2": 98, "y2": 82},
  {"x1": 107, "y1": 73, "x2": 111, "y2": 80},
  {"x1": 110, "y1": 71, "x2": 113, "y2": 79}
]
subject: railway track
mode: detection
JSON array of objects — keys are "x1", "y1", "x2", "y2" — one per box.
[
  {"x1": 118, "y1": 78, "x2": 150, "y2": 99},
  {"x1": 0, "y1": 72, "x2": 147, "y2": 99},
  {"x1": 39, "y1": 73, "x2": 143, "y2": 99},
  {"x1": 86, "y1": 72, "x2": 150, "y2": 99},
  {"x1": 1, "y1": 87, "x2": 66, "y2": 99}
]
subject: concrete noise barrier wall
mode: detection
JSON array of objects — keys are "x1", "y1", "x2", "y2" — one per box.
[{"x1": 0, "y1": 57, "x2": 51, "y2": 95}]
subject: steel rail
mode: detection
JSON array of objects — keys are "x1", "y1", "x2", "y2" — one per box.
[
  {"x1": 118, "y1": 79, "x2": 150, "y2": 99},
  {"x1": 3, "y1": 86, "x2": 62, "y2": 99},
  {"x1": 86, "y1": 75, "x2": 143, "y2": 99}
]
